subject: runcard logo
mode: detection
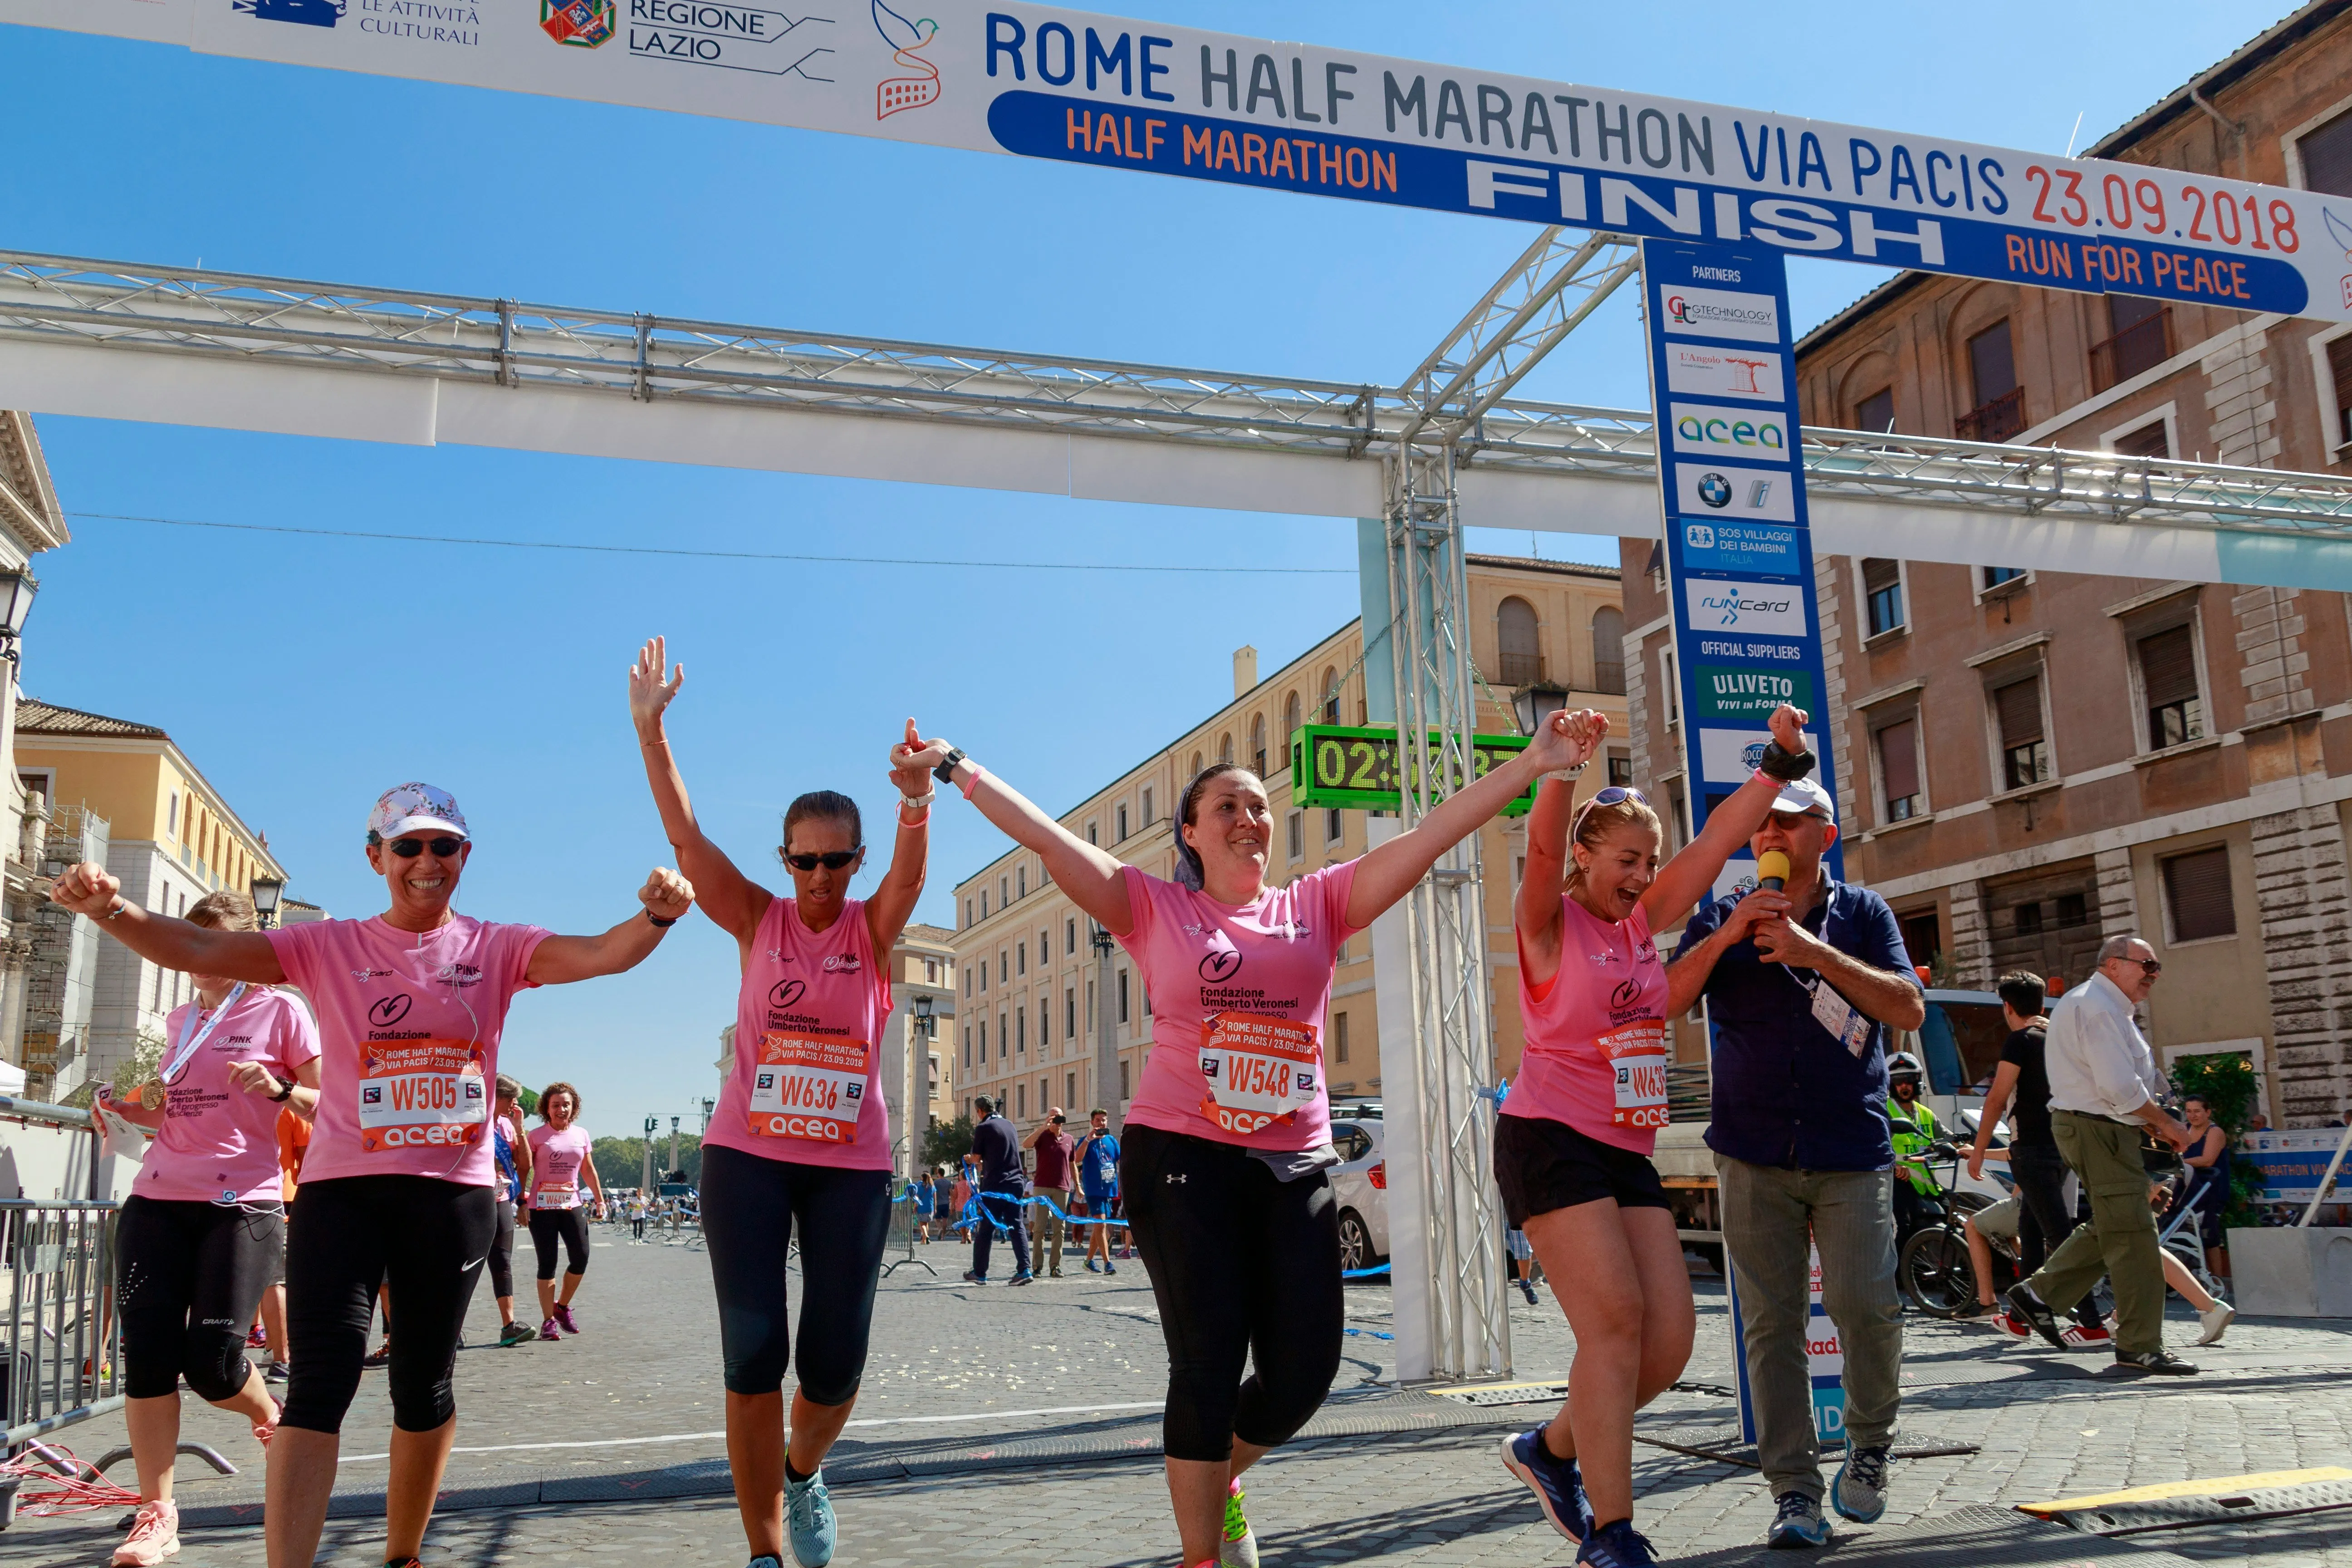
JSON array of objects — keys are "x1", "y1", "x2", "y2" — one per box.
[
  {"x1": 1657, "y1": 284, "x2": 1782, "y2": 343},
  {"x1": 1685, "y1": 577, "x2": 1807, "y2": 638}
]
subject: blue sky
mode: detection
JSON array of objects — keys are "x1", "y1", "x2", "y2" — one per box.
[{"x1": 1, "y1": 2, "x2": 2279, "y2": 1129}]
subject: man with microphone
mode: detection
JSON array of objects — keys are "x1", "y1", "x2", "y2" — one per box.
[{"x1": 1667, "y1": 767, "x2": 1924, "y2": 1550}]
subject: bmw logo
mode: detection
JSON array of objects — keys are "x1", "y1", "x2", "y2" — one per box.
[{"x1": 1697, "y1": 472, "x2": 1734, "y2": 509}]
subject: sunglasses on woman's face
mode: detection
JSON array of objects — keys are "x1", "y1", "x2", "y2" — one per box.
[
  {"x1": 783, "y1": 849, "x2": 861, "y2": 872},
  {"x1": 388, "y1": 836, "x2": 466, "y2": 858}
]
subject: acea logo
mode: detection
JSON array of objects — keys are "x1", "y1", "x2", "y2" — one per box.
[
  {"x1": 541, "y1": 0, "x2": 616, "y2": 47},
  {"x1": 874, "y1": 0, "x2": 941, "y2": 118},
  {"x1": 1670, "y1": 401, "x2": 1789, "y2": 458},
  {"x1": 233, "y1": 0, "x2": 344, "y2": 24}
]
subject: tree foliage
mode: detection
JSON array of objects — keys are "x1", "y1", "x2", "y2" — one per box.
[
  {"x1": 2169, "y1": 1051, "x2": 2266, "y2": 1229},
  {"x1": 590, "y1": 1133, "x2": 702, "y2": 1190},
  {"x1": 920, "y1": 1114, "x2": 974, "y2": 1175}
]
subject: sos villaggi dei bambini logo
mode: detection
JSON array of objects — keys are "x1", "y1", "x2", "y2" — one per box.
[{"x1": 542, "y1": 0, "x2": 616, "y2": 47}]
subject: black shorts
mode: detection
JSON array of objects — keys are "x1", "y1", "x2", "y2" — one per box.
[{"x1": 1494, "y1": 1112, "x2": 1669, "y2": 1227}]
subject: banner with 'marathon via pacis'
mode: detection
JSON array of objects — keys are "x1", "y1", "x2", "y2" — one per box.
[{"x1": 12, "y1": 0, "x2": 2352, "y2": 323}]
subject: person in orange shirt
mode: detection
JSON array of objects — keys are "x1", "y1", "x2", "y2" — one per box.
[{"x1": 255, "y1": 1103, "x2": 314, "y2": 1382}]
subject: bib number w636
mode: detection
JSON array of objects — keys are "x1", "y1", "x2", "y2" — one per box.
[{"x1": 748, "y1": 1032, "x2": 872, "y2": 1144}]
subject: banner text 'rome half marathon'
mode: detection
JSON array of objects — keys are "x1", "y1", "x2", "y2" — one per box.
[
  {"x1": 1643, "y1": 239, "x2": 1842, "y2": 903},
  {"x1": 13, "y1": 0, "x2": 2352, "y2": 322}
]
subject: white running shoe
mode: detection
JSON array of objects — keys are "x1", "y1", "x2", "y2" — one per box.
[
  {"x1": 2196, "y1": 1300, "x2": 2236, "y2": 1346},
  {"x1": 111, "y1": 1499, "x2": 180, "y2": 1566}
]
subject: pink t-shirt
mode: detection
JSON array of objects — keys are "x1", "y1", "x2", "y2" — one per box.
[
  {"x1": 1504, "y1": 897, "x2": 1671, "y2": 1156},
  {"x1": 1117, "y1": 861, "x2": 1361, "y2": 1152},
  {"x1": 704, "y1": 897, "x2": 892, "y2": 1171},
  {"x1": 135, "y1": 986, "x2": 323, "y2": 1205},
  {"x1": 527, "y1": 1123, "x2": 593, "y2": 1210},
  {"x1": 266, "y1": 914, "x2": 550, "y2": 1188}
]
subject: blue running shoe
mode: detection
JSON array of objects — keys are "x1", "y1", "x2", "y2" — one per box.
[
  {"x1": 1832, "y1": 1443, "x2": 1889, "y2": 1524},
  {"x1": 784, "y1": 1469, "x2": 836, "y2": 1567},
  {"x1": 750, "y1": 1558, "x2": 784, "y2": 1568},
  {"x1": 1577, "y1": 1520, "x2": 1658, "y2": 1567},
  {"x1": 1500, "y1": 1427, "x2": 1594, "y2": 1542},
  {"x1": 1767, "y1": 1491, "x2": 1832, "y2": 1549}
]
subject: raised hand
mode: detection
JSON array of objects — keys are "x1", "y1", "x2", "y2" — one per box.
[
  {"x1": 638, "y1": 867, "x2": 695, "y2": 921},
  {"x1": 888, "y1": 718, "x2": 936, "y2": 797},
  {"x1": 629, "y1": 636, "x2": 685, "y2": 739},
  {"x1": 1769, "y1": 702, "x2": 1810, "y2": 757},
  {"x1": 1527, "y1": 706, "x2": 1607, "y2": 774},
  {"x1": 48, "y1": 861, "x2": 121, "y2": 919}
]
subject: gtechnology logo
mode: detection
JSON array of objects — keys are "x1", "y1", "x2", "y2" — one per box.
[
  {"x1": 541, "y1": 0, "x2": 616, "y2": 47},
  {"x1": 1657, "y1": 284, "x2": 1781, "y2": 343},
  {"x1": 1686, "y1": 577, "x2": 1807, "y2": 638}
]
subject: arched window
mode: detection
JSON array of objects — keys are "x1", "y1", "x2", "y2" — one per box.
[
  {"x1": 1591, "y1": 606, "x2": 1627, "y2": 695},
  {"x1": 1498, "y1": 596, "x2": 1541, "y2": 686},
  {"x1": 1282, "y1": 691, "x2": 1300, "y2": 742},
  {"x1": 1250, "y1": 715, "x2": 1267, "y2": 776},
  {"x1": 1190, "y1": 750, "x2": 1204, "y2": 778},
  {"x1": 1320, "y1": 667, "x2": 1341, "y2": 722},
  {"x1": 1219, "y1": 733, "x2": 1233, "y2": 765}
]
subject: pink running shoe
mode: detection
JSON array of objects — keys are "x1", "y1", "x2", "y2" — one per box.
[
  {"x1": 553, "y1": 1303, "x2": 582, "y2": 1335},
  {"x1": 111, "y1": 1499, "x2": 180, "y2": 1566},
  {"x1": 539, "y1": 1318, "x2": 562, "y2": 1342}
]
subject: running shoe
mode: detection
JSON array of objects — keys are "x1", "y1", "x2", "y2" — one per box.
[
  {"x1": 1009, "y1": 1271, "x2": 1034, "y2": 1286},
  {"x1": 110, "y1": 1499, "x2": 178, "y2": 1566},
  {"x1": 2002, "y1": 1282, "x2": 2068, "y2": 1350},
  {"x1": 1993, "y1": 1310, "x2": 2031, "y2": 1342},
  {"x1": 1085, "y1": 1257, "x2": 1101, "y2": 1273},
  {"x1": 2060, "y1": 1323, "x2": 2114, "y2": 1349},
  {"x1": 1220, "y1": 1480, "x2": 1259, "y2": 1568},
  {"x1": 245, "y1": 1325, "x2": 270, "y2": 1349},
  {"x1": 362, "y1": 1340, "x2": 393, "y2": 1368},
  {"x1": 1577, "y1": 1520, "x2": 1658, "y2": 1567},
  {"x1": 1519, "y1": 1279, "x2": 1539, "y2": 1306},
  {"x1": 2197, "y1": 1301, "x2": 2236, "y2": 1346},
  {"x1": 539, "y1": 1318, "x2": 562, "y2": 1342},
  {"x1": 1500, "y1": 1427, "x2": 1593, "y2": 1543},
  {"x1": 1831, "y1": 1443, "x2": 1889, "y2": 1524},
  {"x1": 1104, "y1": 1261, "x2": 1117, "y2": 1275},
  {"x1": 265, "y1": 1360, "x2": 290, "y2": 1383},
  {"x1": 1950, "y1": 1298, "x2": 1999, "y2": 1319},
  {"x1": 554, "y1": 1303, "x2": 582, "y2": 1335},
  {"x1": 1766, "y1": 1491, "x2": 1831, "y2": 1549},
  {"x1": 2112, "y1": 1348, "x2": 2198, "y2": 1376},
  {"x1": 962, "y1": 1270, "x2": 988, "y2": 1284},
  {"x1": 498, "y1": 1320, "x2": 537, "y2": 1348},
  {"x1": 784, "y1": 1467, "x2": 836, "y2": 1567},
  {"x1": 750, "y1": 1558, "x2": 784, "y2": 1568}
]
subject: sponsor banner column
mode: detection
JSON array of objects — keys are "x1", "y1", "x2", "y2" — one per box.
[{"x1": 1640, "y1": 240, "x2": 1843, "y2": 892}]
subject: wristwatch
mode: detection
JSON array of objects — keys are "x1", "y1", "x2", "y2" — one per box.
[
  {"x1": 1758, "y1": 740, "x2": 1817, "y2": 782},
  {"x1": 268, "y1": 1078, "x2": 295, "y2": 1102},
  {"x1": 932, "y1": 746, "x2": 968, "y2": 786}
]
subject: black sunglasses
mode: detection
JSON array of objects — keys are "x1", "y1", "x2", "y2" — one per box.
[
  {"x1": 388, "y1": 836, "x2": 466, "y2": 858},
  {"x1": 783, "y1": 849, "x2": 862, "y2": 871}
]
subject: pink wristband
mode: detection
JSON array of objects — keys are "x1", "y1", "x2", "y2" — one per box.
[{"x1": 959, "y1": 762, "x2": 985, "y2": 801}]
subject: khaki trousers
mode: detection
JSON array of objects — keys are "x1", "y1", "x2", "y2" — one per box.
[{"x1": 2026, "y1": 1111, "x2": 2165, "y2": 1355}]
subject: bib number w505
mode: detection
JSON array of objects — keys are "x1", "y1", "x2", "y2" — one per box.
[{"x1": 358, "y1": 1039, "x2": 489, "y2": 1153}]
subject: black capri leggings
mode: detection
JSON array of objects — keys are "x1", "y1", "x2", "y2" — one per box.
[
  {"x1": 529, "y1": 1207, "x2": 592, "y2": 1282},
  {"x1": 1121, "y1": 1124, "x2": 1343, "y2": 1463},
  {"x1": 116, "y1": 1196, "x2": 281, "y2": 1403},
  {"x1": 488, "y1": 1199, "x2": 517, "y2": 1299},
  {"x1": 699, "y1": 1144, "x2": 891, "y2": 1405},
  {"x1": 281, "y1": 1175, "x2": 495, "y2": 1435}
]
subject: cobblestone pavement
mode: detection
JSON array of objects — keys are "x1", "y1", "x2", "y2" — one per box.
[{"x1": 10, "y1": 1227, "x2": 2350, "y2": 1567}]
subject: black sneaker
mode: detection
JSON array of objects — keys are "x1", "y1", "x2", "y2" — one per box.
[
  {"x1": 961, "y1": 1270, "x2": 987, "y2": 1284},
  {"x1": 1949, "y1": 1299, "x2": 1998, "y2": 1320},
  {"x1": 2003, "y1": 1283, "x2": 2067, "y2": 1350},
  {"x1": 2112, "y1": 1348, "x2": 2198, "y2": 1376},
  {"x1": 1009, "y1": 1271, "x2": 1035, "y2": 1287}
]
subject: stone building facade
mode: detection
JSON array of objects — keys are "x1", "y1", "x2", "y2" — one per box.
[{"x1": 0, "y1": 410, "x2": 70, "y2": 1090}]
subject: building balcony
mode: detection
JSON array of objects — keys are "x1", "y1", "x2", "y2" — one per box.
[
  {"x1": 2090, "y1": 307, "x2": 2174, "y2": 394},
  {"x1": 1955, "y1": 387, "x2": 2027, "y2": 443}
]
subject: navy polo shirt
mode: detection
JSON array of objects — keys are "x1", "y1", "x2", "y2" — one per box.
[{"x1": 1672, "y1": 877, "x2": 1920, "y2": 1173}]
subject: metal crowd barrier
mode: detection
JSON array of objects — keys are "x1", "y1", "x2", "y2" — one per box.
[{"x1": 0, "y1": 1095, "x2": 122, "y2": 1528}]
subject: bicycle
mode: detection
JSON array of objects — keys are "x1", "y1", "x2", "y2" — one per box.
[{"x1": 1896, "y1": 1135, "x2": 2002, "y2": 1316}]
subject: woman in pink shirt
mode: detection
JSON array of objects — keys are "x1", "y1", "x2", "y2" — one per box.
[
  {"x1": 629, "y1": 637, "x2": 930, "y2": 1568},
  {"x1": 525, "y1": 1081, "x2": 604, "y2": 1340},
  {"x1": 1496, "y1": 703, "x2": 1807, "y2": 1568},
  {"x1": 902, "y1": 715, "x2": 1583, "y2": 1568},
  {"x1": 94, "y1": 890, "x2": 321, "y2": 1568},
  {"x1": 50, "y1": 781, "x2": 693, "y2": 1568}
]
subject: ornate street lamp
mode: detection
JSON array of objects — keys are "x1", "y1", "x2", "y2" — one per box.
[
  {"x1": 249, "y1": 875, "x2": 285, "y2": 928},
  {"x1": 0, "y1": 570, "x2": 37, "y2": 665},
  {"x1": 1511, "y1": 680, "x2": 1571, "y2": 738}
]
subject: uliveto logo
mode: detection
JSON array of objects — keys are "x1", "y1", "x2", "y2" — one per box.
[{"x1": 1685, "y1": 577, "x2": 1808, "y2": 639}]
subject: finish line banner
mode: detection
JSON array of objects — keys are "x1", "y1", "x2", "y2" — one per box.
[{"x1": 12, "y1": 0, "x2": 2352, "y2": 322}]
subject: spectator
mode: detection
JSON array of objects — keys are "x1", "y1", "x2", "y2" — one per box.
[
  {"x1": 1967, "y1": 972, "x2": 2105, "y2": 1343},
  {"x1": 2172, "y1": 1094, "x2": 2231, "y2": 1281},
  {"x1": 911, "y1": 1169, "x2": 937, "y2": 1244},
  {"x1": 2005, "y1": 935, "x2": 2197, "y2": 1375},
  {"x1": 963, "y1": 1096, "x2": 1032, "y2": 1285},
  {"x1": 1024, "y1": 1108, "x2": 1077, "y2": 1278},
  {"x1": 1073, "y1": 1108, "x2": 1121, "y2": 1274},
  {"x1": 1885, "y1": 1053, "x2": 1941, "y2": 1241},
  {"x1": 1666, "y1": 776, "x2": 1926, "y2": 1547},
  {"x1": 1506, "y1": 1227, "x2": 1538, "y2": 1306}
]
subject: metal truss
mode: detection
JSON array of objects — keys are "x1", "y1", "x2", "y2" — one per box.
[{"x1": 10, "y1": 250, "x2": 2352, "y2": 540}]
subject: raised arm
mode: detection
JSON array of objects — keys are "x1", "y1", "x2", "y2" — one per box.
[
  {"x1": 630, "y1": 636, "x2": 770, "y2": 944},
  {"x1": 1513, "y1": 709, "x2": 1609, "y2": 986},
  {"x1": 1345, "y1": 706, "x2": 1589, "y2": 933},
  {"x1": 865, "y1": 718, "x2": 934, "y2": 956},
  {"x1": 904, "y1": 736, "x2": 1134, "y2": 938},
  {"x1": 48, "y1": 863, "x2": 285, "y2": 983},
  {"x1": 525, "y1": 868, "x2": 695, "y2": 985},
  {"x1": 1638, "y1": 704, "x2": 1809, "y2": 930}
]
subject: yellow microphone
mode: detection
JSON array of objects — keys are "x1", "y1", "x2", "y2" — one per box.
[{"x1": 1757, "y1": 849, "x2": 1791, "y2": 892}]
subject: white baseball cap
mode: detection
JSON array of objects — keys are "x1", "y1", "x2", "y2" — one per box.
[
  {"x1": 1769, "y1": 776, "x2": 1835, "y2": 823},
  {"x1": 369, "y1": 782, "x2": 470, "y2": 842}
]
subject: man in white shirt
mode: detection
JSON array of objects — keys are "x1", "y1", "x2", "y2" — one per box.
[{"x1": 2005, "y1": 935, "x2": 2196, "y2": 1374}]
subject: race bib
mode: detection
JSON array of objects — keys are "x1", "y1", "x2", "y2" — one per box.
[
  {"x1": 1599, "y1": 1020, "x2": 1670, "y2": 1130},
  {"x1": 1197, "y1": 1011, "x2": 1320, "y2": 1137},
  {"x1": 358, "y1": 1039, "x2": 488, "y2": 1153},
  {"x1": 1810, "y1": 981, "x2": 1872, "y2": 1056},
  {"x1": 535, "y1": 1179, "x2": 579, "y2": 1210},
  {"x1": 748, "y1": 1032, "x2": 871, "y2": 1144}
]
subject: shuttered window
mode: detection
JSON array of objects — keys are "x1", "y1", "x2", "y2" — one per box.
[
  {"x1": 2138, "y1": 624, "x2": 2203, "y2": 750},
  {"x1": 2163, "y1": 846, "x2": 2235, "y2": 942},
  {"x1": 2302, "y1": 108, "x2": 2352, "y2": 197},
  {"x1": 1996, "y1": 677, "x2": 2049, "y2": 790},
  {"x1": 1877, "y1": 719, "x2": 1921, "y2": 820}
]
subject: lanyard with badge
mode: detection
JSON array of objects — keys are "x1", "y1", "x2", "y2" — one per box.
[
  {"x1": 1788, "y1": 969, "x2": 1871, "y2": 1056},
  {"x1": 161, "y1": 984, "x2": 249, "y2": 1085}
]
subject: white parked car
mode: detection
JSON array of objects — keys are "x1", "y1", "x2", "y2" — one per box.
[{"x1": 1328, "y1": 1107, "x2": 1389, "y2": 1276}]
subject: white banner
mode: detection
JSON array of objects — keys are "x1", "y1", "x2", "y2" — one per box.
[{"x1": 10, "y1": 0, "x2": 2352, "y2": 320}]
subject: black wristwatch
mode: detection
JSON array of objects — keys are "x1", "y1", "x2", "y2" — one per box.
[
  {"x1": 1758, "y1": 740, "x2": 1818, "y2": 783},
  {"x1": 933, "y1": 746, "x2": 968, "y2": 786},
  {"x1": 268, "y1": 1078, "x2": 295, "y2": 1103}
]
